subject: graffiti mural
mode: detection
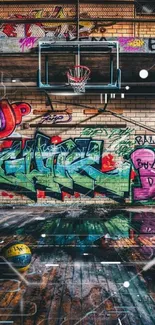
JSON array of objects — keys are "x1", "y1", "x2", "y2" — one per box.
[
  {"x1": 0, "y1": 99, "x2": 31, "y2": 139},
  {"x1": 81, "y1": 127, "x2": 134, "y2": 156},
  {"x1": 118, "y1": 37, "x2": 146, "y2": 52},
  {"x1": 0, "y1": 6, "x2": 107, "y2": 39},
  {"x1": 0, "y1": 7, "x2": 75, "y2": 38},
  {"x1": 0, "y1": 132, "x2": 131, "y2": 202},
  {"x1": 0, "y1": 36, "x2": 155, "y2": 53},
  {"x1": 1, "y1": 126, "x2": 155, "y2": 204}
]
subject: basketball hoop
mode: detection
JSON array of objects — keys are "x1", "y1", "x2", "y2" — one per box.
[{"x1": 67, "y1": 65, "x2": 91, "y2": 93}]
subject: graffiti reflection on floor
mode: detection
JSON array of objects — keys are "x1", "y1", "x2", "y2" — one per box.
[{"x1": 0, "y1": 207, "x2": 155, "y2": 324}]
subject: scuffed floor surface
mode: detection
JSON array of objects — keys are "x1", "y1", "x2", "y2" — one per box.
[{"x1": 0, "y1": 206, "x2": 155, "y2": 324}]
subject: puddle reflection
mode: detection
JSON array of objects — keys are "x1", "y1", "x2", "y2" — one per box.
[{"x1": 0, "y1": 208, "x2": 155, "y2": 324}]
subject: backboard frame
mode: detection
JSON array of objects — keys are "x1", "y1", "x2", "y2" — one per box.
[{"x1": 37, "y1": 40, "x2": 121, "y2": 93}]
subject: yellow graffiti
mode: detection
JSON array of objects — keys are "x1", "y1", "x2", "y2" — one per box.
[
  {"x1": 128, "y1": 39, "x2": 144, "y2": 48},
  {"x1": 43, "y1": 7, "x2": 66, "y2": 28}
]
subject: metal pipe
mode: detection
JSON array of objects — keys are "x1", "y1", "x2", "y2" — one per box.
[
  {"x1": 29, "y1": 123, "x2": 126, "y2": 128},
  {"x1": 45, "y1": 55, "x2": 49, "y2": 85},
  {"x1": 1, "y1": 17, "x2": 155, "y2": 23},
  {"x1": 77, "y1": 0, "x2": 80, "y2": 41},
  {"x1": 110, "y1": 54, "x2": 114, "y2": 84},
  {"x1": 37, "y1": 41, "x2": 41, "y2": 87},
  {"x1": 0, "y1": 18, "x2": 77, "y2": 24},
  {"x1": 116, "y1": 41, "x2": 119, "y2": 70}
]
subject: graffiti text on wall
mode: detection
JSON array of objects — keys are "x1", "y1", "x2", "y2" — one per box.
[
  {"x1": 1, "y1": 129, "x2": 155, "y2": 204},
  {"x1": 19, "y1": 37, "x2": 38, "y2": 52},
  {"x1": 118, "y1": 37, "x2": 145, "y2": 52},
  {"x1": 0, "y1": 132, "x2": 131, "y2": 202},
  {"x1": 0, "y1": 100, "x2": 31, "y2": 139},
  {"x1": 39, "y1": 112, "x2": 72, "y2": 124},
  {"x1": 1, "y1": 36, "x2": 155, "y2": 54},
  {"x1": 131, "y1": 148, "x2": 155, "y2": 201},
  {"x1": 135, "y1": 135, "x2": 155, "y2": 146},
  {"x1": 82, "y1": 127, "x2": 134, "y2": 156},
  {"x1": 0, "y1": 6, "x2": 106, "y2": 39}
]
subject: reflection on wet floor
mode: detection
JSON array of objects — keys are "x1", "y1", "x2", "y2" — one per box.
[{"x1": 0, "y1": 207, "x2": 155, "y2": 324}]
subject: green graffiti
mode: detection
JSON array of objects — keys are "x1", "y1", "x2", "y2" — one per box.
[
  {"x1": 81, "y1": 127, "x2": 134, "y2": 157},
  {"x1": 0, "y1": 132, "x2": 131, "y2": 202}
]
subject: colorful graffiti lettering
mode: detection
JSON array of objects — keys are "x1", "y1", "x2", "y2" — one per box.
[
  {"x1": 81, "y1": 127, "x2": 134, "y2": 157},
  {"x1": 131, "y1": 148, "x2": 155, "y2": 201},
  {"x1": 0, "y1": 100, "x2": 31, "y2": 139},
  {"x1": 0, "y1": 7, "x2": 72, "y2": 38},
  {"x1": 19, "y1": 37, "x2": 38, "y2": 52},
  {"x1": 118, "y1": 37, "x2": 145, "y2": 52},
  {"x1": 0, "y1": 6, "x2": 107, "y2": 39},
  {"x1": 1, "y1": 124, "x2": 155, "y2": 203},
  {"x1": 0, "y1": 132, "x2": 131, "y2": 202},
  {"x1": 1, "y1": 37, "x2": 155, "y2": 53},
  {"x1": 81, "y1": 128, "x2": 108, "y2": 137},
  {"x1": 101, "y1": 154, "x2": 116, "y2": 172},
  {"x1": 135, "y1": 135, "x2": 155, "y2": 146}
]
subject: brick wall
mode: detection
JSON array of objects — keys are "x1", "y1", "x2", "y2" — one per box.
[{"x1": 0, "y1": 1, "x2": 154, "y2": 206}]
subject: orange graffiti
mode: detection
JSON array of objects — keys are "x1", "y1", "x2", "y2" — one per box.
[{"x1": 101, "y1": 154, "x2": 116, "y2": 172}]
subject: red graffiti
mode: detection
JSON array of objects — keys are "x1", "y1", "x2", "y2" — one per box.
[
  {"x1": 74, "y1": 192, "x2": 80, "y2": 198},
  {"x1": 0, "y1": 100, "x2": 31, "y2": 139},
  {"x1": 50, "y1": 135, "x2": 62, "y2": 144},
  {"x1": 0, "y1": 140, "x2": 13, "y2": 151},
  {"x1": 62, "y1": 192, "x2": 80, "y2": 200},
  {"x1": 62, "y1": 191, "x2": 71, "y2": 201},
  {"x1": 2, "y1": 191, "x2": 14, "y2": 199},
  {"x1": 0, "y1": 138, "x2": 29, "y2": 151},
  {"x1": 101, "y1": 154, "x2": 116, "y2": 172},
  {"x1": 0, "y1": 8, "x2": 64, "y2": 38},
  {"x1": 130, "y1": 169, "x2": 137, "y2": 180},
  {"x1": 37, "y1": 190, "x2": 46, "y2": 199},
  {"x1": 2, "y1": 24, "x2": 17, "y2": 37}
]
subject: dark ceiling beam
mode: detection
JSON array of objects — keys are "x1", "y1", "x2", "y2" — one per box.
[
  {"x1": 79, "y1": 17, "x2": 155, "y2": 22},
  {"x1": 1, "y1": 85, "x2": 155, "y2": 95},
  {"x1": 1, "y1": 17, "x2": 155, "y2": 23},
  {"x1": 0, "y1": 18, "x2": 77, "y2": 23},
  {"x1": 0, "y1": 0, "x2": 154, "y2": 6},
  {"x1": 0, "y1": 0, "x2": 135, "y2": 4},
  {"x1": 1, "y1": 52, "x2": 155, "y2": 57}
]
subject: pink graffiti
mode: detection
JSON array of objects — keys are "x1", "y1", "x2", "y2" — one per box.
[
  {"x1": 131, "y1": 148, "x2": 155, "y2": 200},
  {"x1": 19, "y1": 37, "x2": 38, "y2": 52}
]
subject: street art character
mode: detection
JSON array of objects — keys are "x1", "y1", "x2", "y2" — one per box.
[
  {"x1": 0, "y1": 6, "x2": 107, "y2": 39},
  {"x1": 0, "y1": 100, "x2": 31, "y2": 138}
]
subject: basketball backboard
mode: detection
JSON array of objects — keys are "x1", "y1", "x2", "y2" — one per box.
[{"x1": 37, "y1": 40, "x2": 121, "y2": 93}]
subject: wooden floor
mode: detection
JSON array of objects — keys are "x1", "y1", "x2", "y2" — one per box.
[{"x1": 0, "y1": 207, "x2": 154, "y2": 325}]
